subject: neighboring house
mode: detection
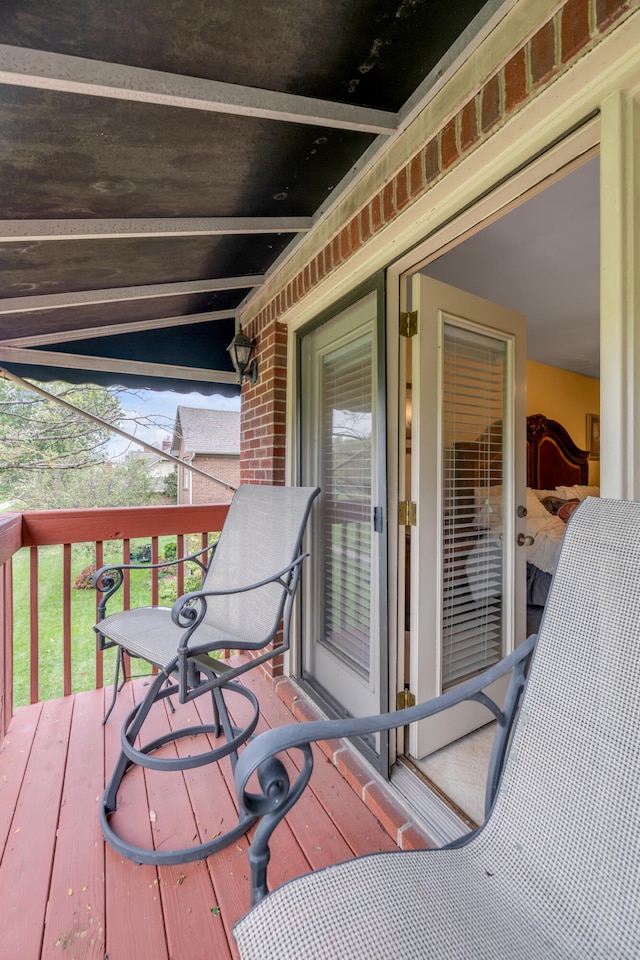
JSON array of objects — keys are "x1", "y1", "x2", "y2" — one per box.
[
  {"x1": 171, "y1": 407, "x2": 239, "y2": 505},
  {"x1": 124, "y1": 439, "x2": 175, "y2": 497}
]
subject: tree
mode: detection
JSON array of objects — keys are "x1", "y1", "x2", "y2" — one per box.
[
  {"x1": 0, "y1": 378, "x2": 165, "y2": 509},
  {"x1": 12, "y1": 460, "x2": 161, "y2": 510}
]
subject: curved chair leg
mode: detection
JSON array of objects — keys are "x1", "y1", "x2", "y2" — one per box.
[
  {"x1": 101, "y1": 670, "x2": 260, "y2": 865},
  {"x1": 103, "y1": 646, "x2": 128, "y2": 725}
]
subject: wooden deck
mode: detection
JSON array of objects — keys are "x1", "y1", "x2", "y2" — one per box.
[{"x1": 0, "y1": 665, "x2": 403, "y2": 960}]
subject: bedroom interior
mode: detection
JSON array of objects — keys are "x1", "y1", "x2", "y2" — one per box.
[{"x1": 403, "y1": 154, "x2": 601, "y2": 829}]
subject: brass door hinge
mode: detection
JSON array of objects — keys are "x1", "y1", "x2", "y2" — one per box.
[
  {"x1": 399, "y1": 310, "x2": 418, "y2": 338},
  {"x1": 397, "y1": 687, "x2": 416, "y2": 710},
  {"x1": 398, "y1": 500, "x2": 416, "y2": 526}
]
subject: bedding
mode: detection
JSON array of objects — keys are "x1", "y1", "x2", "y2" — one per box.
[
  {"x1": 525, "y1": 485, "x2": 599, "y2": 600},
  {"x1": 467, "y1": 484, "x2": 599, "y2": 608}
]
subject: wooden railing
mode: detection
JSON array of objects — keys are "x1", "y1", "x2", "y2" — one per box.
[{"x1": 0, "y1": 503, "x2": 229, "y2": 739}]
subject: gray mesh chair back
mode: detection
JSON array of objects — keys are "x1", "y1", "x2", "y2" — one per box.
[
  {"x1": 233, "y1": 498, "x2": 640, "y2": 959},
  {"x1": 200, "y1": 484, "x2": 319, "y2": 647}
]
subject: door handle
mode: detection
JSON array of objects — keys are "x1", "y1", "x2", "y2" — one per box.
[{"x1": 517, "y1": 533, "x2": 534, "y2": 546}]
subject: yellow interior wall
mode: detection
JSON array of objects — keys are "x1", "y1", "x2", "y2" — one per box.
[{"x1": 526, "y1": 360, "x2": 600, "y2": 485}]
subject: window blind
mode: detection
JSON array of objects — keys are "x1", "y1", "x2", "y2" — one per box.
[
  {"x1": 319, "y1": 334, "x2": 373, "y2": 677},
  {"x1": 441, "y1": 322, "x2": 506, "y2": 691}
]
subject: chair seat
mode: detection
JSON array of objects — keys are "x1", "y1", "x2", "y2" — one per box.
[
  {"x1": 234, "y1": 841, "x2": 627, "y2": 960},
  {"x1": 97, "y1": 606, "x2": 244, "y2": 671}
]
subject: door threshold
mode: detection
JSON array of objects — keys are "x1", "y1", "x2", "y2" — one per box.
[{"x1": 390, "y1": 756, "x2": 476, "y2": 847}]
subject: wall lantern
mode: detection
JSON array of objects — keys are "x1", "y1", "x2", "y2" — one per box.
[{"x1": 227, "y1": 325, "x2": 258, "y2": 385}]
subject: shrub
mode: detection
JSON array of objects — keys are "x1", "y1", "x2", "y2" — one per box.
[
  {"x1": 162, "y1": 541, "x2": 177, "y2": 561},
  {"x1": 73, "y1": 563, "x2": 96, "y2": 590}
]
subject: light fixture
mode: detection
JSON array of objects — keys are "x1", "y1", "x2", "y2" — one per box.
[{"x1": 227, "y1": 325, "x2": 258, "y2": 385}]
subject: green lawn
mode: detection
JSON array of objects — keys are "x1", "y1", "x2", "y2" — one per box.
[{"x1": 11, "y1": 537, "x2": 205, "y2": 708}]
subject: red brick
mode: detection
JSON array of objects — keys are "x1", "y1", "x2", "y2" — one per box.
[
  {"x1": 459, "y1": 98, "x2": 478, "y2": 151},
  {"x1": 596, "y1": 0, "x2": 629, "y2": 31},
  {"x1": 324, "y1": 244, "x2": 332, "y2": 274},
  {"x1": 363, "y1": 783, "x2": 408, "y2": 841},
  {"x1": 371, "y1": 193, "x2": 383, "y2": 231},
  {"x1": 292, "y1": 698, "x2": 318, "y2": 723},
  {"x1": 561, "y1": 0, "x2": 591, "y2": 62},
  {"x1": 408, "y1": 152, "x2": 424, "y2": 199},
  {"x1": 302, "y1": 264, "x2": 310, "y2": 294},
  {"x1": 332, "y1": 233, "x2": 341, "y2": 265},
  {"x1": 425, "y1": 137, "x2": 439, "y2": 182},
  {"x1": 310, "y1": 257, "x2": 317, "y2": 286},
  {"x1": 340, "y1": 225, "x2": 350, "y2": 259},
  {"x1": 441, "y1": 116, "x2": 458, "y2": 168},
  {"x1": 382, "y1": 181, "x2": 395, "y2": 222},
  {"x1": 317, "y1": 736, "x2": 345, "y2": 763},
  {"x1": 360, "y1": 204, "x2": 372, "y2": 242},
  {"x1": 530, "y1": 19, "x2": 557, "y2": 86},
  {"x1": 395, "y1": 165, "x2": 409, "y2": 210},
  {"x1": 399, "y1": 825, "x2": 434, "y2": 851},
  {"x1": 350, "y1": 216, "x2": 361, "y2": 252},
  {"x1": 336, "y1": 750, "x2": 375, "y2": 796},
  {"x1": 316, "y1": 252, "x2": 325, "y2": 281},
  {"x1": 481, "y1": 74, "x2": 501, "y2": 133},
  {"x1": 504, "y1": 48, "x2": 527, "y2": 113}
]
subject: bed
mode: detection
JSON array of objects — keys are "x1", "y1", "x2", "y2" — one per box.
[
  {"x1": 465, "y1": 414, "x2": 597, "y2": 636},
  {"x1": 524, "y1": 414, "x2": 597, "y2": 630}
]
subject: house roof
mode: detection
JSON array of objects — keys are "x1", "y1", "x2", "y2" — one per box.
[
  {"x1": 172, "y1": 406, "x2": 240, "y2": 456},
  {"x1": 0, "y1": 0, "x2": 503, "y2": 394}
]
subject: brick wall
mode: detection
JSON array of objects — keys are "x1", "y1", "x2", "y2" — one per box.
[
  {"x1": 177, "y1": 455, "x2": 239, "y2": 505},
  {"x1": 239, "y1": 320, "x2": 287, "y2": 486}
]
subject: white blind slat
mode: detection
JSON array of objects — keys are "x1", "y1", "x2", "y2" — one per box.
[{"x1": 441, "y1": 322, "x2": 507, "y2": 692}]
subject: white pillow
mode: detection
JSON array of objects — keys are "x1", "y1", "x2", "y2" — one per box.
[
  {"x1": 554, "y1": 485, "x2": 600, "y2": 501},
  {"x1": 529, "y1": 488, "x2": 556, "y2": 501},
  {"x1": 525, "y1": 487, "x2": 551, "y2": 519}
]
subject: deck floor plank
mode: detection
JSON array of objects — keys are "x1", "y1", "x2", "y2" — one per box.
[
  {"x1": 0, "y1": 701, "x2": 42, "y2": 859},
  {"x1": 41, "y1": 687, "x2": 106, "y2": 959},
  {"x1": 132, "y1": 685, "x2": 233, "y2": 960},
  {"x1": 0, "y1": 668, "x2": 412, "y2": 959},
  {"x1": 103, "y1": 680, "x2": 169, "y2": 960},
  {"x1": 0, "y1": 695, "x2": 73, "y2": 958},
  {"x1": 165, "y1": 694, "x2": 251, "y2": 959}
]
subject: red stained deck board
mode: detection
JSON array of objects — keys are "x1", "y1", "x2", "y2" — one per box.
[
  {"x1": 103, "y1": 681, "x2": 169, "y2": 960},
  {"x1": 0, "y1": 701, "x2": 42, "y2": 857},
  {"x1": 237, "y1": 668, "x2": 399, "y2": 856},
  {"x1": 0, "y1": 664, "x2": 423, "y2": 960},
  {"x1": 188, "y1": 684, "x2": 314, "y2": 914},
  {"x1": 41, "y1": 688, "x2": 106, "y2": 959},
  {"x1": 165, "y1": 694, "x2": 252, "y2": 957},
  {"x1": 0, "y1": 695, "x2": 73, "y2": 959},
  {"x1": 130, "y1": 685, "x2": 233, "y2": 960}
]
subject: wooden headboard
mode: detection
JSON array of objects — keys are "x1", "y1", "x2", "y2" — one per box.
[{"x1": 527, "y1": 414, "x2": 589, "y2": 489}]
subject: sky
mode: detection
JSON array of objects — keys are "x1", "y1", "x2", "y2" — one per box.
[{"x1": 110, "y1": 388, "x2": 240, "y2": 460}]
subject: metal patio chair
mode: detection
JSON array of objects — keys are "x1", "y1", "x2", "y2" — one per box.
[
  {"x1": 233, "y1": 497, "x2": 640, "y2": 959},
  {"x1": 94, "y1": 483, "x2": 319, "y2": 865}
]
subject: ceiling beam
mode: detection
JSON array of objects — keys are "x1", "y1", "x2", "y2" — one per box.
[
  {"x1": 0, "y1": 45, "x2": 397, "y2": 135},
  {"x1": 0, "y1": 277, "x2": 263, "y2": 315},
  {"x1": 0, "y1": 345, "x2": 237, "y2": 384},
  {"x1": 0, "y1": 310, "x2": 237, "y2": 348},
  {"x1": 0, "y1": 217, "x2": 313, "y2": 242}
]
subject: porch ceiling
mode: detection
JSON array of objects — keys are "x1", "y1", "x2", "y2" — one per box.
[{"x1": 0, "y1": 0, "x2": 500, "y2": 394}]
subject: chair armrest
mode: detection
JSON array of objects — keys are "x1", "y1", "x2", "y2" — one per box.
[
  {"x1": 170, "y1": 553, "x2": 309, "y2": 633},
  {"x1": 235, "y1": 633, "x2": 537, "y2": 906},
  {"x1": 94, "y1": 541, "x2": 217, "y2": 618}
]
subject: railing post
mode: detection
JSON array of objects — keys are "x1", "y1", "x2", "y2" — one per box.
[{"x1": 0, "y1": 560, "x2": 14, "y2": 740}]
